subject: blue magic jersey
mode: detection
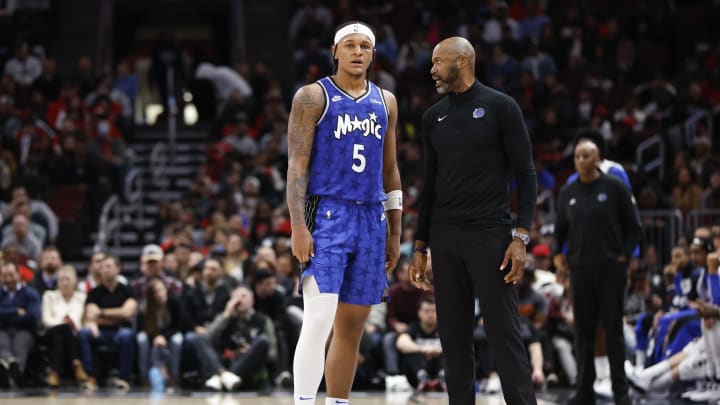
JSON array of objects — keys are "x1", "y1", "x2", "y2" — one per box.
[{"x1": 307, "y1": 77, "x2": 388, "y2": 202}]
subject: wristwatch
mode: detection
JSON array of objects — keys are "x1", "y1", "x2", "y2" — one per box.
[{"x1": 512, "y1": 229, "x2": 530, "y2": 246}]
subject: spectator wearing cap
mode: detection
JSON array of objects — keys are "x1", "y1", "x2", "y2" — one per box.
[
  {"x1": 131, "y1": 244, "x2": 183, "y2": 304},
  {"x1": 531, "y1": 243, "x2": 552, "y2": 271}
]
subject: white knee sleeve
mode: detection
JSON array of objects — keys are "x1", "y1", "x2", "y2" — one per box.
[
  {"x1": 293, "y1": 276, "x2": 339, "y2": 404},
  {"x1": 704, "y1": 321, "x2": 720, "y2": 378}
]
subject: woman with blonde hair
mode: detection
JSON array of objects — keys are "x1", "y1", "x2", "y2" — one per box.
[{"x1": 41, "y1": 265, "x2": 89, "y2": 387}]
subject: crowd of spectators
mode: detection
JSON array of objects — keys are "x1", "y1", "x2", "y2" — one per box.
[{"x1": 3, "y1": 0, "x2": 720, "y2": 400}]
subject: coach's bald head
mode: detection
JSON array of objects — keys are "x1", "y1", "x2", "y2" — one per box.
[{"x1": 431, "y1": 37, "x2": 476, "y2": 94}]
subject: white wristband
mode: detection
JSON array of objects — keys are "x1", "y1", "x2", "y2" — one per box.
[{"x1": 383, "y1": 190, "x2": 402, "y2": 211}]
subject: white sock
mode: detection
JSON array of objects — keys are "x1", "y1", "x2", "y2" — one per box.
[
  {"x1": 325, "y1": 397, "x2": 349, "y2": 405},
  {"x1": 639, "y1": 360, "x2": 670, "y2": 380},
  {"x1": 295, "y1": 396, "x2": 316, "y2": 405},
  {"x1": 595, "y1": 356, "x2": 610, "y2": 380},
  {"x1": 293, "y1": 277, "x2": 339, "y2": 405}
]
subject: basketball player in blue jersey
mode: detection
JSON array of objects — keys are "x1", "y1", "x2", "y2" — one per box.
[{"x1": 286, "y1": 21, "x2": 402, "y2": 405}]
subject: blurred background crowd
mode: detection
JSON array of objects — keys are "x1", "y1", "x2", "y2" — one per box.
[{"x1": 2, "y1": 0, "x2": 720, "y2": 401}]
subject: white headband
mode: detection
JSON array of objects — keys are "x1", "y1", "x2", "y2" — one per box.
[{"x1": 333, "y1": 23, "x2": 375, "y2": 47}]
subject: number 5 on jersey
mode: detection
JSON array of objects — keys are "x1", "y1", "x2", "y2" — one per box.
[{"x1": 352, "y1": 144, "x2": 366, "y2": 173}]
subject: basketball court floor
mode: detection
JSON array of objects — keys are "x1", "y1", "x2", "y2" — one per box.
[
  {"x1": 0, "y1": 388, "x2": 688, "y2": 404},
  {"x1": 0, "y1": 390, "x2": 564, "y2": 405}
]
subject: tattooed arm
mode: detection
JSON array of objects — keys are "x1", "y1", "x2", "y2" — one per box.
[{"x1": 287, "y1": 83, "x2": 323, "y2": 263}]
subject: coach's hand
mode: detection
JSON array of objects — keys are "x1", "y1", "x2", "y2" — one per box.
[
  {"x1": 385, "y1": 233, "x2": 401, "y2": 275},
  {"x1": 409, "y1": 251, "x2": 432, "y2": 291},
  {"x1": 291, "y1": 224, "x2": 314, "y2": 263},
  {"x1": 500, "y1": 239, "x2": 526, "y2": 284}
]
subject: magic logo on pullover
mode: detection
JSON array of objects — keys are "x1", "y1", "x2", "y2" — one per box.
[{"x1": 308, "y1": 77, "x2": 388, "y2": 202}]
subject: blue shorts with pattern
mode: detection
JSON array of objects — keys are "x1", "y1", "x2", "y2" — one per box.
[{"x1": 301, "y1": 196, "x2": 387, "y2": 305}]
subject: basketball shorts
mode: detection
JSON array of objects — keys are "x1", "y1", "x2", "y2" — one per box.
[{"x1": 301, "y1": 196, "x2": 387, "y2": 305}]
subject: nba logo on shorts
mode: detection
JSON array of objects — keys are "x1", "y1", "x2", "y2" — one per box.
[
  {"x1": 472, "y1": 107, "x2": 485, "y2": 119},
  {"x1": 598, "y1": 193, "x2": 607, "y2": 202}
]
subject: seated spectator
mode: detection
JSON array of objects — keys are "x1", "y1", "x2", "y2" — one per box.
[
  {"x1": 516, "y1": 268, "x2": 547, "y2": 387},
  {"x1": 186, "y1": 285, "x2": 274, "y2": 391},
  {"x1": 78, "y1": 255, "x2": 138, "y2": 390},
  {"x1": 671, "y1": 165, "x2": 702, "y2": 215},
  {"x1": 0, "y1": 246, "x2": 33, "y2": 283},
  {"x1": 136, "y1": 279, "x2": 186, "y2": 392},
  {"x1": 183, "y1": 257, "x2": 233, "y2": 335},
  {"x1": 1, "y1": 196, "x2": 49, "y2": 245},
  {"x1": 78, "y1": 251, "x2": 127, "y2": 294},
  {"x1": 3, "y1": 43, "x2": 42, "y2": 87},
  {"x1": 384, "y1": 259, "x2": 432, "y2": 377},
  {"x1": 31, "y1": 57, "x2": 62, "y2": 101},
  {"x1": 0, "y1": 262, "x2": 40, "y2": 388},
  {"x1": 41, "y1": 265, "x2": 89, "y2": 388},
  {"x1": 29, "y1": 245, "x2": 63, "y2": 296},
  {"x1": 396, "y1": 295, "x2": 445, "y2": 392},
  {"x1": 546, "y1": 268, "x2": 576, "y2": 386},
  {"x1": 357, "y1": 300, "x2": 387, "y2": 389},
  {"x1": 113, "y1": 60, "x2": 139, "y2": 107},
  {"x1": 1, "y1": 214, "x2": 42, "y2": 262},
  {"x1": 251, "y1": 268, "x2": 295, "y2": 387},
  {"x1": 224, "y1": 233, "x2": 249, "y2": 283},
  {"x1": 131, "y1": 244, "x2": 183, "y2": 304},
  {"x1": 0, "y1": 186, "x2": 58, "y2": 242}
]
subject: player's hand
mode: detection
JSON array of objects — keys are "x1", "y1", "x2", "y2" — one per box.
[
  {"x1": 291, "y1": 224, "x2": 314, "y2": 263},
  {"x1": 501, "y1": 239, "x2": 526, "y2": 284},
  {"x1": 409, "y1": 251, "x2": 432, "y2": 291},
  {"x1": 385, "y1": 233, "x2": 401, "y2": 275}
]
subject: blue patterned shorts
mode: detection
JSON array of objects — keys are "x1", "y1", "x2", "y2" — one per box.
[{"x1": 301, "y1": 196, "x2": 387, "y2": 305}]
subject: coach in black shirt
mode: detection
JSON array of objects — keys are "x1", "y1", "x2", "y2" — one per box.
[
  {"x1": 410, "y1": 36, "x2": 537, "y2": 405},
  {"x1": 553, "y1": 139, "x2": 641, "y2": 405}
]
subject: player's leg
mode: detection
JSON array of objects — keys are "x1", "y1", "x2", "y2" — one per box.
[
  {"x1": 293, "y1": 198, "x2": 348, "y2": 405},
  {"x1": 325, "y1": 302, "x2": 372, "y2": 399},
  {"x1": 322, "y1": 200, "x2": 386, "y2": 403}
]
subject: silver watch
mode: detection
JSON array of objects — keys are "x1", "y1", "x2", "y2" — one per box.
[{"x1": 512, "y1": 229, "x2": 530, "y2": 246}]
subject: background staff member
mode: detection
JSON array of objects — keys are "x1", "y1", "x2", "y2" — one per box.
[{"x1": 553, "y1": 139, "x2": 642, "y2": 405}]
